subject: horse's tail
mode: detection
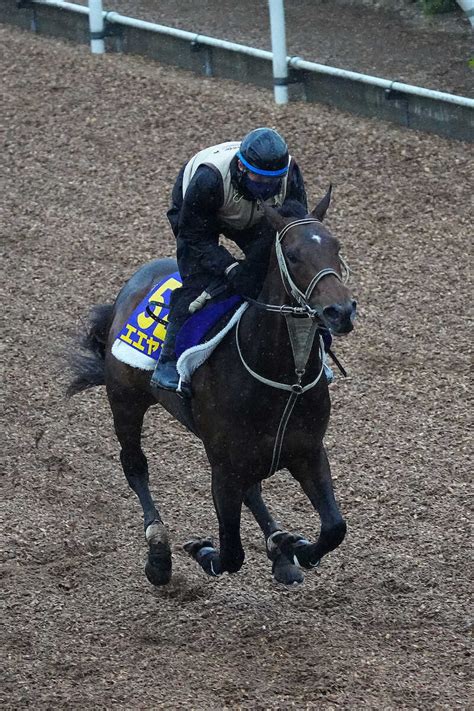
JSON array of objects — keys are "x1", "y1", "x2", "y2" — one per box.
[{"x1": 66, "y1": 304, "x2": 114, "y2": 397}]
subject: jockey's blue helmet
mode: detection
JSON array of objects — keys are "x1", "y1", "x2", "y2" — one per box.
[{"x1": 237, "y1": 128, "x2": 289, "y2": 178}]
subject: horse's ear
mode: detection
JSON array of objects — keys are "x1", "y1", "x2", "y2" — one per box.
[
  {"x1": 261, "y1": 202, "x2": 287, "y2": 233},
  {"x1": 311, "y1": 184, "x2": 332, "y2": 222}
]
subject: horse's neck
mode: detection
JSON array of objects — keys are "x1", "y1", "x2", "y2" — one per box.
[{"x1": 240, "y1": 249, "x2": 320, "y2": 381}]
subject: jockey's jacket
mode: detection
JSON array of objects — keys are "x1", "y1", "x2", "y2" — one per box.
[
  {"x1": 167, "y1": 141, "x2": 307, "y2": 281},
  {"x1": 182, "y1": 141, "x2": 290, "y2": 231}
]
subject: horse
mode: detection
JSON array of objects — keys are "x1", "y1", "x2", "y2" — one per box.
[{"x1": 67, "y1": 188, "x2": 356, "y2": 586}]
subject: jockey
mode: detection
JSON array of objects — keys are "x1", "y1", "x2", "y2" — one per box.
[{"x1": 151, "y1": 127, "x2": 308, "y2": 392}]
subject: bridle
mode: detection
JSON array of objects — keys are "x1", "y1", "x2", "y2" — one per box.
[
  {"x1": 248, "y1": 217, "x2": 350, "y2": 320},
  {"x1": 276, "y1": 218, "x2": 350, "y2": 315}
]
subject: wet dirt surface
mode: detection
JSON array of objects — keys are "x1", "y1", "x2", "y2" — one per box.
[
  {"x1": 1, "y1": 24, "x2": 472, "y2": 710},
  {"x1": 72, "y1": 0, "x2": 474, "y2": 96}
]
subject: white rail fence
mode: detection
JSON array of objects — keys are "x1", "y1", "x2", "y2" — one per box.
[{"x1": 3, "y1": 0, "x2": 473, "y2": 141}]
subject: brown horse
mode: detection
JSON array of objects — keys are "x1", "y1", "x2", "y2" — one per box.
[{"x1": 68, "y1": 189, "x2": 356, "y2": 586}]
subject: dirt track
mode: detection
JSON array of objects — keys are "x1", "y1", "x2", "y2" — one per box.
[{"x1": 1, "y1": 24, "x2": 472, "y2": 710}]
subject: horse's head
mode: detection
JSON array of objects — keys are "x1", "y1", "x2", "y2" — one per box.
[{"x1": 263, "y1": 187, "x2": 356, "y2": 335}]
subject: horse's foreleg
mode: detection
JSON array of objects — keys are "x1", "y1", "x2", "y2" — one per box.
[
  {"x1": 109, "y1": 391, "x2": 172, "y2": 586},
  {"x1": 243, "y1": 482, "x2": 281, "y2": 539},
  {"x1": 243, "y1": 483, "x2": 304, "y2": 585},
  {"x1": 285, "y1": 447, "x2": 346, "y2": 569},
  {"x1": 184, "y1": 466, "x2": 245, "y2": 577}
]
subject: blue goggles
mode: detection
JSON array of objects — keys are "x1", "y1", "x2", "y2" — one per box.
[{"x1": 236, "y1": 151, "x2": 289, "y2": 178}]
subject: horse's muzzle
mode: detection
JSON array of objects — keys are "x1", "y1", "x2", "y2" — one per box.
[{"x1": 322, "y1": 300, "x2": 356, "y2": 334}]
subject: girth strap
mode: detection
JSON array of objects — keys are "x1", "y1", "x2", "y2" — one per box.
[{"x1": 268, "y1": 391, "x2": 300, "y2": 477}]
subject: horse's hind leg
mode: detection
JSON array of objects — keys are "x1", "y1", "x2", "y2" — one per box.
[
  {"x1": 280, "y1": 446, "x2": 346, "y2": 570},
  {"x1": 243, "y1": 483, "x2": 304, "y2": 585},
  {"x1": 109, "y1": 389, "x2": 172, "y2": 586}
]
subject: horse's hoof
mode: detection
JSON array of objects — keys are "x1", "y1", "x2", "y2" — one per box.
[
  {"x1": 268, "y1": 531, "x2": 307, "y2": 559},
  {"x1": 293, "y1": 540, "x2": 321, "y2": 570},
  {"x1": 145, "y1": 522, "x2": 172, "y2": 585},
  {"x1": 272, "y1": 554, "x2": 304, "y2": 585},
  {"x1": 145, "y1": 541, "x2": 172, "y2": 586},
  {"x1": 145, "y1": 560, "x2": 172, "y2": 586},
  {"x1": 183, "y1": 537, "x2": 214, "y2": 557},
  {"x1": 183, "y1": 538, "x2": 221, "y2": 576}
]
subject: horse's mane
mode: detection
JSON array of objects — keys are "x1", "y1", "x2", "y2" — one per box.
[{"x1": 278, "y1": 199, "x2": 307, "y2": 219}]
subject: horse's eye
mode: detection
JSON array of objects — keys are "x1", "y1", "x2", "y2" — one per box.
[{"x1": 286, "y1": 250, "x2": 298, "y2": 264}]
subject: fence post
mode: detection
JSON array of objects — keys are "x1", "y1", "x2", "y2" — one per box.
[
  {"x1": 268, "y1": 0, "x2": 288, "y2": 104},
  {"x1": 89, "y1": 0, "x2": 105, "y2": 54}
]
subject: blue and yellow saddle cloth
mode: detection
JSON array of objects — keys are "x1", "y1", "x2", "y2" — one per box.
[
  {"x1": 111, "y1": 272, "x2": 242, "y2": 371},
  {"x1": 111, "y1": 271, "x2": 181, "y2": 370}
]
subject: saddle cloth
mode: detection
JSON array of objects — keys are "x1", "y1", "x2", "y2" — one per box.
[
  {"x1": 177, "y1": 303, "x2": 248, "y2": 385},
  {"x1": 111, "y1": 273, "x2": 244, "y2": 378}
]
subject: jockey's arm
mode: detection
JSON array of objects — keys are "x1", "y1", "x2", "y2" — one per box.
[{"x1": 176, "y1": 166, "x2": 237, "y2": 277}]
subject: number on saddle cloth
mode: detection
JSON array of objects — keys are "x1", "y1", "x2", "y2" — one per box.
[{"x1": 111, "y1": 272, "x2": 181, "y2": 370}]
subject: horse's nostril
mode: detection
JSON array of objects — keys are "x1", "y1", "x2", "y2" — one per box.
[
  {"x1": 323, "y1": 302, "x2": 355, "y2": 331},
  {"x1": 323, "y1": 305, "x2": 340, "y2": 321}
]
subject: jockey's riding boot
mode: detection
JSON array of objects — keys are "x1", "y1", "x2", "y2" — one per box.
[
  {"x1": 151, "y1": 358, "x2": 180, "y2": 391},
  {"x1": 150, "y1": 320, "x2": 180, "y2": 391}
]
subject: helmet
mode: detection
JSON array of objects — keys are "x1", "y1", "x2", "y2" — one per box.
[{"x1": 237, "y1": 128, "x2": 289, "y2": 177}]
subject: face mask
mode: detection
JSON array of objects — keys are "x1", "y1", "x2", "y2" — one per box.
[{"x1": 242, "y1": 175, "x2": 281, "y2": 202}]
